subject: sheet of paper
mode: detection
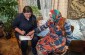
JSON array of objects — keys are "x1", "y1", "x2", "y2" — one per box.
[
  {"x1": 19, "y1": 35, "x2": 32, "y2": 40},
  {"x1": 37, "y1": 28, "x2": 49, "y2": 37}
]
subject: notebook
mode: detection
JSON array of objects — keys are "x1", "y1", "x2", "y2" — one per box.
[{"x1": 19, "y1": 35, "x2": 32, "y2": 40}]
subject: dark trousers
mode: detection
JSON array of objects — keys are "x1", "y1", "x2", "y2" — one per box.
[
  {"x1": 21, "y1": 40, "x2": 28, "y2": 55},
  {"x1": 31, "y1": 36, "x2": 39, "y2": 55},
  {"x1": 15, "y1": 33, "x2": 39, "y2": 55}
]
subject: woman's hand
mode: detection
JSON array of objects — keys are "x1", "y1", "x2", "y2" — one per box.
[
  {"x1": 26, "y1": 30, "x2": 35, "y2": 39},
  {"x1": 15, "y1": 28, "x2": 25, "y2": 35},
  {"x1": 30, "y1": 33, "x2": 34, "y2": 39},
  {"x1": 20, "y1": 30, "x2": 25, "y2": 35},
  {"x1": 26, "y1": 30, "x2": 34, "y2": 36}
]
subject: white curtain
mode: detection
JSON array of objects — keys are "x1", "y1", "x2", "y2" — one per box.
[
  {"x1": 23, "y1": 0, "x2": 37, "y2": 6},
  {"x1": 40, "y1": 0, "x2": 52, "y2": 20},
  {"x1": 21, "y1": 0, "x2": 52, "y2": 20},
  {"x1": 19, "y1": 0, "x2": 68, "y2": 19},
  {"x1": 40, "y1": 0, "x2": 68, "y2": 19}
]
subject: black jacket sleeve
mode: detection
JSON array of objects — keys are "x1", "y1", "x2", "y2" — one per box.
[
  {"x1": 31, "y1": 15, "x2": 37, "y2": 29},
  {"x1": 12, "y1": 14, "x2": 21, "y2": 29}
]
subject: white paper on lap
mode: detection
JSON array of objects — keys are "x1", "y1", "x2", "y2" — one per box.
[{"x1": 19, "y1": 35, "x2": 32, "y2": 40}]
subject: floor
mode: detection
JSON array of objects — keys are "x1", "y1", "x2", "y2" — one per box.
[
  {"x1": 0, "y1": 37, "x2": 85, "y2": 55},
  {"x1": 0, "y1": 37, "x2": 33, "y2": 55}
]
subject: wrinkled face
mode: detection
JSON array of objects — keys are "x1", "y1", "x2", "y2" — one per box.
[
  {"x1": 49, "y1": 12, "x2": 53, "y2": 22},
  {"x1": 24, "y1": 12, "x2": 32, "y2": 19},
  {"x1": 49, "y1": 12, "x2": 52, "y2": 18},
  {"x1": 49, "y1": 12, "x2": 58, "y2": 22}
]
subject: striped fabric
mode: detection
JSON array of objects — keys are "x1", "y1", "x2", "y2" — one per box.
[
  {"x1": 35, "y1": 20, "x2": 78, "y2": 45},
  {"x1": 35, "y1": 21, "x2": 66, "y2": 55},
  {"x1": 64, "y1": 20, "x2": 79, "y2": 45}
]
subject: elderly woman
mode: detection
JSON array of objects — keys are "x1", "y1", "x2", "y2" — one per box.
[{"x1": 27, "y1": 9, "x2": 78, "y2": 55}]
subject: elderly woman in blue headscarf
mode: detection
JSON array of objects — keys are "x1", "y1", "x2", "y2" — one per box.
[{"x1": 27, "y1": 9, "x2": 78, "y2": 55}]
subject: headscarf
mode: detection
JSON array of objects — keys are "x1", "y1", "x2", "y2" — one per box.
[
  {"x1": 50, "y1": 9, "x2": 62, "y2": 23},
  {"x1": 49, "y1": 9, "x2": 66, "y2": 36}
]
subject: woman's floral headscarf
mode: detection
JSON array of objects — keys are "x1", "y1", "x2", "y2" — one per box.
[{"x1": 50, "y1": 9, "x2": 62, "y2": 23}]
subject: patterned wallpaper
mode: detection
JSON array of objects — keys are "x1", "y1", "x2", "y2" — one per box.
[{"x1": 68, "y1": 0, "x2": 85, "y2": 19}]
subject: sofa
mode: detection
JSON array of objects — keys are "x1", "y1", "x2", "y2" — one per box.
[{"x1": 67, "y1": 18, "x2": 85, "y2": 40}]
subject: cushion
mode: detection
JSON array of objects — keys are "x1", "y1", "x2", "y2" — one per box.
[
  {"x1": 67, "y1": 19, "x2": 83, "y2": 40},
  {"x1": 79, "y1": 18, "x2": 85, "y2": 31}
]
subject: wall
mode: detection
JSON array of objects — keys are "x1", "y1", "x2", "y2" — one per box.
[{"x1": 68, "y1": 0, "x2": 85, "y2": 19}]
